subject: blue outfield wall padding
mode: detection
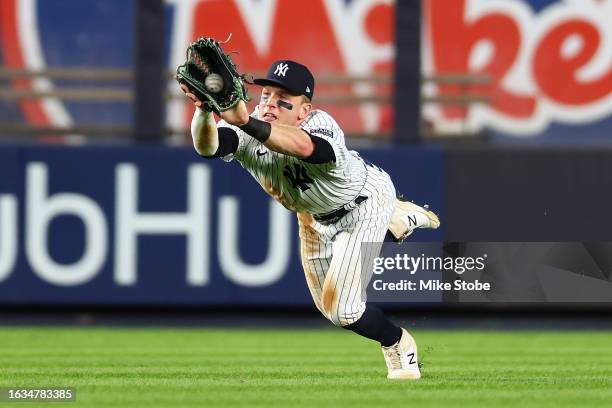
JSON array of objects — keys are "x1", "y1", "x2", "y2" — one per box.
[
  {"x1": 134, "y1": 0, "x2": 165, "y2": 141},
  {"x1": 393, "y1": 0, "x2": 421, "y2": 144},
  {"x1": 0, "y1": 145, "x2": 445, "y2": 306},
  {"x1": 444, "y1": 147, "x2": 612, "y2": 242}
]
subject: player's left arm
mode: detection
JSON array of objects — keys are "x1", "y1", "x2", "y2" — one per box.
[
  {"x1": 264, "y1": 124, "x2": 313, "y2": 158},
  {"x1": 251, "y1": 122, "x2": 335, "y2": 163},
  {"x1": 220, "y1": 101, "x2": 334, "y2": 162}
]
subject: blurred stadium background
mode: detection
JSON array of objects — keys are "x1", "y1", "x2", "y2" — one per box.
[{"x1": 0, "y1": 0, "x2": 611, "y2": 406}]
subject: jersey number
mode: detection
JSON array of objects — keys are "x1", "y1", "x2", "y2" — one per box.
[{"x1": 283, "y1": 163, "x2": 314, "y2": 192}]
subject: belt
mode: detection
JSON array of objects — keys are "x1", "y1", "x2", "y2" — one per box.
[{"x1": 313, "y1": 195, "x2": 368, "y2": 225}]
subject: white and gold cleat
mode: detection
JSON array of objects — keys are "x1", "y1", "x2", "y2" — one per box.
[
  {"x1": 381, "y1": 328, "x2": 421, "y2": 380},
  {"x1": 388, "y1": 197, "x2": 440, "y2": 242}
]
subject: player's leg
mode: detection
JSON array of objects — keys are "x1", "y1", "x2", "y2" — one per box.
[
  {"x1": 296, "y1": 212, "x2": 332, "y2": 316},
  {"x1": 318, "y1": 166, "x2": 399, "y2": 333},
  {"x1": 298, "y1": 206, "x2": 399, "y2": 346},
  {"x1": 321, "y1": 213, "x2": 400, "y2": 343},
  {"x1": 322, "y1": 223, "x2": 421, "y2": 380},
  {"x1": 321, "y1": 166, "x2": 421, "y2": 379}
]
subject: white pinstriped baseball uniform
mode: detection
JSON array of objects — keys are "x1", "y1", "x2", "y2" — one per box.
[{"x1": 219, "y1": 106, "x2": 397, "y2": 326}]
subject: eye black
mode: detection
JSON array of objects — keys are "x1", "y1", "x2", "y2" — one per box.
[{"x1": 278, "y1": 100, "x2": 294, "y2": 111}]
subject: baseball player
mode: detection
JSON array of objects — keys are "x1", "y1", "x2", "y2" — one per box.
[{"x1": 180, "y1": 60, "x2": 439, "y2": 380}]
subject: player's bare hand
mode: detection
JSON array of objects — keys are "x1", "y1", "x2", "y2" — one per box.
[
  {"x1": 179, "y1": 82, "x2": 203, "y2": 108},
  {"x1": 219, "y1": 100, "x2": 249, "y2": 126}
]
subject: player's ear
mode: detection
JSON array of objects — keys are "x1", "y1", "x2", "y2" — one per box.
[{"x1": 298, "y1": 101, "x2": 312, "y2": 121}]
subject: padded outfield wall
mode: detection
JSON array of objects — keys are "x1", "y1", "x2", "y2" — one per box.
[
  {"x1": 0, "y1": 146, "x2": 443, "y2": 306},
  {"x1": 1, "y1": 145, "x2": 611, "y2": 307}
]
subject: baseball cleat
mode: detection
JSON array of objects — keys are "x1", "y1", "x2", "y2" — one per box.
[
  {"x1": 388, "y1": 198, "x2": 440, "y2": 242},
  {"x1": 396, "y1": 199, "x2": 440, "y2": 230},
  {"x1": 381, "y1": 328, "x2": 421, "y2": 380}
]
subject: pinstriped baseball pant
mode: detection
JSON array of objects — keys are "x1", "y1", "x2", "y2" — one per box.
[{"x1": 297, "y1": 165, "x2": 396, "y2": 326}]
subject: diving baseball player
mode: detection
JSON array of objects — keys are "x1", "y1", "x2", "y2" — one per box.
[{"x1": 180, "y1": 60, "x2": 439, "y2": 380}]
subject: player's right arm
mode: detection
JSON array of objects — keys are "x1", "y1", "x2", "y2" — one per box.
[
  {"x1": 190, "y1": 107, "x2": 219, "y2": 156},
  {"x1": 181, "y1": 83, "x2": 239, "y2": 158}
]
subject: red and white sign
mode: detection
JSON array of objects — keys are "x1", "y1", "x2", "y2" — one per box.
[
  {"x1": 423, "y1": 0, "x2": 612, "y2": 136},
  {"x1": 165, "y1": 0, "x2": 395, "y2": 135}
]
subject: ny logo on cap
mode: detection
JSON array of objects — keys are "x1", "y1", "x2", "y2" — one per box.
[{"x1": 274, "y1": 62, "x2": 289, "y2": 77}]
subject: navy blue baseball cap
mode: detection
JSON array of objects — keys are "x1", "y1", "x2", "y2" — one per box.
[{"x1": 254, "y1": 60, "x2": 315, "y2": 100}]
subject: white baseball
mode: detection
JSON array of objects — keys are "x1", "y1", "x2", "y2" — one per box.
[{"x1": 205, "y1": 73, "x2": 224, "y2": 93}]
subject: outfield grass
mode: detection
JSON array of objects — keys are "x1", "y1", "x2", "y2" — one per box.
[{"x1": 1, "y1": 327, "x2": 611, "y2": 407}]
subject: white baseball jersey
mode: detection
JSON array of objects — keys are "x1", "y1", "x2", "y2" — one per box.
[
  {"x1": 214, "y1": 106, "x2": 397, "y2": 326},
  {"x1": 217, "y1": 106, "x2": 367, "y2": 214}
]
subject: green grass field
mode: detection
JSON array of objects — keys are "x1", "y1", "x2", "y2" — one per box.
[{"x1": 1, "y1": 327, "x2": 611, "y2": 407}]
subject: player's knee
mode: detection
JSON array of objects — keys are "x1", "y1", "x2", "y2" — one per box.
[
  {"x1": 320, "y1": 284, "x2": 365, "y2": 326},
  {"x1": 327, "y1": 302, "x2": 365, "y2": 327}
]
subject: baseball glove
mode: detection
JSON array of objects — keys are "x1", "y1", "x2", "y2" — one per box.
[{"x1": 176, "y1": 36, "x2": 250, "y2": 114}]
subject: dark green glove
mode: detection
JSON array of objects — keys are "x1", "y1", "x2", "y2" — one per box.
[{"x1": 176, "y1": 37, "x2": 250, "y2": 114}]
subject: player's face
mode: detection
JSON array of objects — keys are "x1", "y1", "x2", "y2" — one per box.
[{"x1": 258, "y1": 86, "x2": 311, "y2": 126}]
